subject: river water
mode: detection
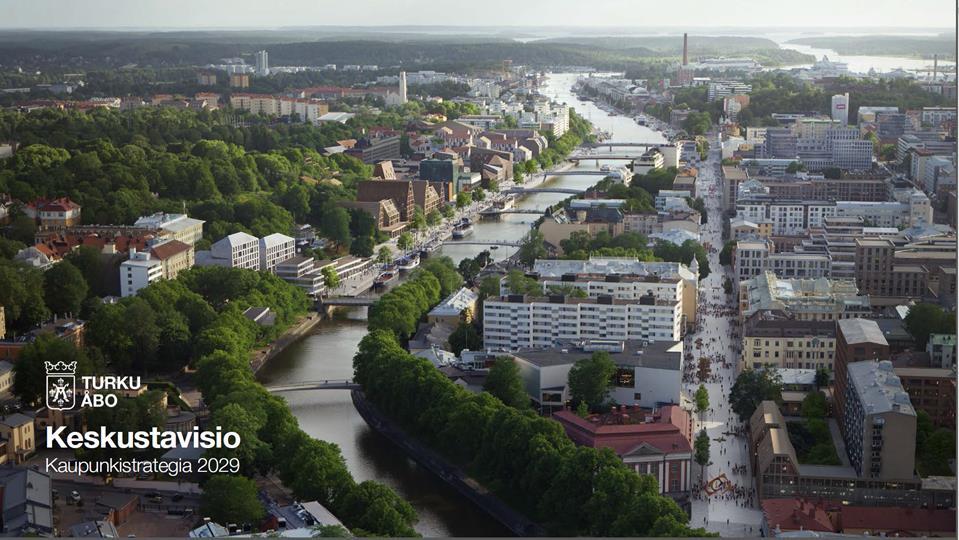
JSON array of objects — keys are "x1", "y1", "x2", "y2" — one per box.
[{"x1": 257, "y1": 72, "x2": 666, "y2": 537}]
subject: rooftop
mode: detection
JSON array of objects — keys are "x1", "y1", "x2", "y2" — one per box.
[
  {"x1": 847, "y1": 360, "x2": 915, "y2": 417},
  {"x1": 532, "y1": 257, "x2": 695, "y2": 281},
  {"x1": 429, "y1": 287, "x2": 479, "y2": 318},
  {"x1": 837, "y1": 318, "x2": 888, "y2": 346},
  {"x1": 512, "y1": 340, "x2": 682, "y2": 370}
]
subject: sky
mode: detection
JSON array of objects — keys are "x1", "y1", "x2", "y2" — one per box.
[{"x1": 1, "y1": 0, "x2": 956, "y2": 30}]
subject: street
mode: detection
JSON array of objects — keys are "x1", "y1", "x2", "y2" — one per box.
[{"x1": 686, "y1": 134, "x2": 763, "y2": 536}]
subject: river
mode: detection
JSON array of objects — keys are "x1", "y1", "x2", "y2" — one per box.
[{"x1": 256, "y1": 72, "x2": 666, "y2": 537}]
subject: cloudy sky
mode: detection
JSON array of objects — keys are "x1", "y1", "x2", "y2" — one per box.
[{"x1": 1, "y1": 0, "x2": 956, "y2": 30}]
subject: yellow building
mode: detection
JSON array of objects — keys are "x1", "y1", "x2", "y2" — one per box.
[
  {"x1": 741, "y1": 312, "x2": 836, "y2": 371},
  {"x1": 150, "y1": 240, "x2": 195, "y2": 280},
  {"x1": 0, "y1": 414, "x2": 35, "y2": 464}
]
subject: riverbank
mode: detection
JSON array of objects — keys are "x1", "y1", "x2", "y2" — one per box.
[
  {"x1": 351, "y1": 389, "x2": 547, "y2": 537},
  {"x1": 251, "y1": 311, "x2": 324, "y2": 374}
]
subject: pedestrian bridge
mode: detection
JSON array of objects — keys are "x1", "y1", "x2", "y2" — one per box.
[
  {"x1": 569, "y1": 154, "x2": 643, "y2": 161},
  {"x1": 318, "y1": 297, "x2": 376, "y2": 306},
  {"x1": 478, "y1": 208, "x2": 546, "y2": 216},
  {"x1": 265, "y1": 380, "x2": 361, "y2": 393},
  {"x1": 582, "y1": 142, "x2": 661, "y2": 148},
  {"x1": 503, "y1": 187, "x2": 586, "y2": 195},
  {"x1": 440, "y1": 239, "x2": 523, "y2": 247},
  {"x1": 541, "y1": 170, "x2": 610, "y2": 177}
]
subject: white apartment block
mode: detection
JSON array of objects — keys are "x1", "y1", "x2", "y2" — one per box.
[
  {"x1": 259, "y1": 233, "x2": 295, "y2": 273},
  {"x1": 229, "y1": 94, "x2": 328, "y2": 123},
  {"x1": 735, "y1": 239, "x2": 831, "y2": 282},
  {"x1": 197, "y1": 232, "x2": 260, "y2": 270},
  {"x1": 736, "y1": 191, "x2": 932, "y2": 235},
  {"x1": 120, "y1": 250, "x2": 163, "y2": 297},
  {"x1": 707, "y1": 81, "x2": 752, "y2": 102},
  {"x1": 483, "y1": 295, "x2": 683, "y2": 351}
]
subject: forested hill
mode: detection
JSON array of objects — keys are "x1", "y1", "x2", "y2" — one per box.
[
  {"x1": 787, "y1": 34, "x2": 956, "y2": 60},
  {"x1": 0, "y1": 30, "x2": 810, "y2": 72}
]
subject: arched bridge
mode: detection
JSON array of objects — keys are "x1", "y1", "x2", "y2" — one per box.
[
  {"x1": 503, "y1": 187, "x2": 586, "y2": 195},
  {"x1": 265, "y1": 380, "x2": 361, "y2": 393}
]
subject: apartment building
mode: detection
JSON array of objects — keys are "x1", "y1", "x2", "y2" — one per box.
[
  {"x1": 734, "y1": 238, "x2": 831, "y2": 282},
  {"x1": 229, "y1": 93, "x2": 329, "y2": 123},
  {"x1": 119, "y1": 250, "x2": 164, "y2": 297},
  {"x1": 834, "y1": 318, "x2": 890, "y2": 429},
  {"x1": 739, "y1": 272, "x2": 870, "y2": 323},
  {"x1": 483, "y1": 294, "x2": 682, "y2": 352},
  {"x1": 842, "y1": 361, "x2": 916, "y2": 480},
  {"x1": 529, "y1": 258, "x2": 699, "y2": 329},
  {"x1": 741, "y1": 311, "x2": 836, "y2": 371},
  {"x1": 259, "y1": 233, "x2": 295, "y2": 274},
  {"x1": 707, "y1": 81, "x2": 752, "y2": 101}
]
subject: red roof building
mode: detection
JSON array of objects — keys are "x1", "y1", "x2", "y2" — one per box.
[
  {"x1": 552, "y1": 405, "x2": 693, "y2": 503},
  {"x1": 761, "y1": 498, "x2": 957, "y2": 537}
]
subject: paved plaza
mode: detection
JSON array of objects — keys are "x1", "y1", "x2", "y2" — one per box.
[{"x1": 685, "y1": 137, "x2": 764, "y2": 536}]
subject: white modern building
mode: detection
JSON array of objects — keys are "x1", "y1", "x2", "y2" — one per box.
[
  {"x1": 196, "y1": 232, "x2": 260, "y2": 270},
  {"x1": 831, "y1": 93, "x2": 850, "y2": 126},
  {"x1": 259, "y1": 233, "x2": 295, "y2": 273},
  {"x1": 120, "y1": 250, "x2": 163, "y2": 297},
  {"x1": 508, "y1": 339, "x2": 683, "y2": 409},
  {"x1": 255, "y1": 50, "x2": 269, "y2": 76}
]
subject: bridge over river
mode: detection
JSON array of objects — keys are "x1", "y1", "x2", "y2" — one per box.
[{"x1": 265, "y1": 379, "x2": 361, "y2": 392}]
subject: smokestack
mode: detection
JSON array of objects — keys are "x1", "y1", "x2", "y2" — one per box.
[
  {"x1": 933, "y1": 54, "x2": 938, "y2": 81},
  {"x1": 683, "y1": 33, "x2": 688, "y2": 66}
]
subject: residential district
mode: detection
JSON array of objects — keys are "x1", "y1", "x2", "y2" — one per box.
[{"x1": 0, "y1": 27, "x2": 955, "y2": 539}]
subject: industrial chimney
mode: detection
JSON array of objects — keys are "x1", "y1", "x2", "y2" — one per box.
[
  {"x1": 683, "y1": 33, "x2": 688, "y2": 66},
  {"x1": 933, "y1": 54, "x2": 938, "y2": 81}
]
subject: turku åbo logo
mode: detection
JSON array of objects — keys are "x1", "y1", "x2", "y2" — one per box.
[{"x1": 45, "y1": 361, "x2": 77, "y2": 411}]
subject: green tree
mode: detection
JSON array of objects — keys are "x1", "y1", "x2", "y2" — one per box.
[
  {"x1": 472, "y1": 187, "x2": 486, "y2": 202},
  {"x1": 322, "y1": 266, "x2": 341, "y2": 291},
  {"x1": 694, "y1": 384, "x2": 709, "y2": 414},
  {"x1": 350, "y1": 235, "x2": 375, "y2": 258},
  {"x1": 43, "y1": 260, "x2": 89, "y2": 316},
  {"x1": 517, "y1": 230, "x2": 547, "y2": 267},
  {"x1": 440, "y1": 204, "x2": 455, "y2": 218},
  {"x1": 568, "y1": 352, "x2": 617, "y2": 411},
  {"x1": 448, "y1": 322, "x2": 482, "y2": 356},
  {"x1": 904, "y1": 303, "x2": 956, "y2": 348},
  {"x1": 694, "y1": 429, "x2": 710, "y2": 468},
  {"x1": 483, "y1": 357, "x2": 529, "y2": 409},
  {"x1": 426, "y1": 210, "x2": 441, "y2": 226},
  {"x1": 397, "y1": 232, "x2": 414, "y2": 251},
  {"x1": 719, "y1": 241, "x2": 735, "y2": 266},
  {"x1": 410, "y1": 206, "x2": 426, "y2": 231},
  {"x1": 376, "y1": 246, "x2": 393, "y2": 264},
  {"x1": 201, "y1": 475, "x2": 265, "y2": 525},
  {"x1": 800, "y1": 391, "x2": 828, "y2": 419},
  {"x1": 814, "y1": 368, "x2": 830, "y2": 389},
  {"x1": 455, "y1": 192, "x2": 472, "y2": 208},
  {"x1": 722, "y1": 277, "x2": 733, "y2": 295},
  {"x1": 0, "y1": 260, "x2": 49, "y2": 332},
  {"x1": 479, "y1": 275, "x2": 501, "y2": 299},
  {"x1": 730, "y1": 369, "x2": 783, "y2": 421}
]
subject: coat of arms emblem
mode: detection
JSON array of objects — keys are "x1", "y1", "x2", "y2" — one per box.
[{"x1": 45, "y1": 361, "x2": 77, "y2": 410}]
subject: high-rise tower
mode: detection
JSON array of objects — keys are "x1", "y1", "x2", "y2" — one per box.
[
  {"x1": 683, "y1": 33, "x2": 688, "y2": 66},
  {"x1": 399, "y1": 71, "x2": 408, "y2": 104}
]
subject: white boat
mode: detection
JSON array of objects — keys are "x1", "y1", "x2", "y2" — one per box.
[
  {"x1": 397, "y1": 255, "x2": 420, "y2": 272},
  {"x1": 452, "y1": 223, "x2": 474, "y2": 239}
]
